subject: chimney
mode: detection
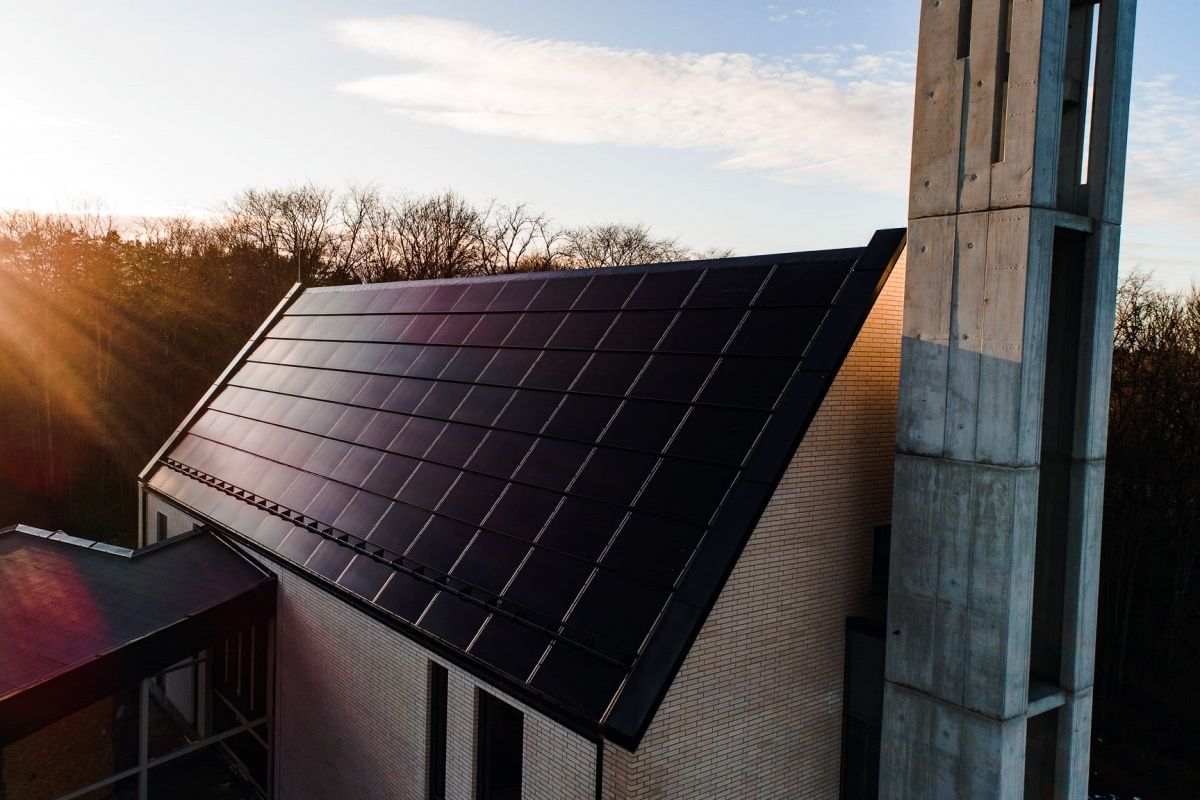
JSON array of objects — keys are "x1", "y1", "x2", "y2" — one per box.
[{"x1": 882, "y1": 0, "x2": 1136, "y2": 797}]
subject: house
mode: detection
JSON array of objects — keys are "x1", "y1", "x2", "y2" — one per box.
[{"x1": 0, "y1": 228, "x2": 909, "y2": 799}]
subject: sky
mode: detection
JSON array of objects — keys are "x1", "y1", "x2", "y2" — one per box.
[{"x1": 1, "y1": 0, "x2": 1197, "y2": 285}]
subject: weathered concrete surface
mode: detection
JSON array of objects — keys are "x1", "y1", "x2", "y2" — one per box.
[{"x1": 883, "y1": 0, "x2": 1135, "y2": 796}]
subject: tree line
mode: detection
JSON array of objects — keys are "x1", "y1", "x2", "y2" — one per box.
[{"x1": 0, "y1": 185, "x2": 724, "y2": 537}]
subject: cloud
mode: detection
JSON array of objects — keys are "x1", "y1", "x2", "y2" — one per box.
[
  {"x1": 331, "y1": 16, "x2": 914, "y2": 195},
  {"x1": 1118, "y1": 75, "x2": 1200, "y2": 282}
]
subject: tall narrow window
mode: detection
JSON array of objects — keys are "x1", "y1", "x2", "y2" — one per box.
[
  {"x1": 475, "y1": 691, "x2": 523, "y2": 800},
  {"x1": 428, "y1": 663, "x2": 448, "y2": 800},
  {"x1": 156, "y1": 511, "x2": 168, "y2": 543}
]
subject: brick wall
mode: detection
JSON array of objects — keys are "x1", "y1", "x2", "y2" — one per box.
[
  {"x1": 601, "y1": 252, "x2": 906, "y2": 799},
  {"x1": 257, "y1": 560, "x2": 599, "y2": 800},
  {"x1": 143, "y1": 491, "x2": 201, "y2": 544}
]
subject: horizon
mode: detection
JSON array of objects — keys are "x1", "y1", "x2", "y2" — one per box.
[{"x1": 3, "y1": 1, "x2": 1197, "y2": 286}]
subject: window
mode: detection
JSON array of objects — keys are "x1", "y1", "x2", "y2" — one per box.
[
  {"x1": 156, "y1": 511, "x2": 169, "y2": 543},
  {"x1": 428, "y1": 663, "x2": 448, "y2": 800},
  {"x1": 475, "y1": 691, "x2": 523, "y2": 800}
]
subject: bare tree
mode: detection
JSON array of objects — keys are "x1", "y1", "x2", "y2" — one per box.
[{"x1": 563, "y1": 222, "x2": 692, "y2": 267}]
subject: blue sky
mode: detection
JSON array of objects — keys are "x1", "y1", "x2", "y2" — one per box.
[{"x1": 2, "y1": 1, "x2": 1197, "y2": 285}]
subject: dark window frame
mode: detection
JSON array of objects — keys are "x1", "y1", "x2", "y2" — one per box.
[
  {"x1": 475, "y1": 690, "x2": 524, "y2": 800},
  {"x1": 428, "y1": 662, "x2": 448, "y2": 800}
]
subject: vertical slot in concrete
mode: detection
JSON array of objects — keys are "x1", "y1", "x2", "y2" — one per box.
[
  {"x1": 1031, "y1": 229, "x2": 1087, "y2": 688},
  {"x1": 1023, "y1": 707, "x2": 1061, "y2": 800}
]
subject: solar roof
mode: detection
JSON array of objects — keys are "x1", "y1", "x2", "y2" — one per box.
[
  {"x1": 0, "y1": 525, "x2": 274, "y2": 743},
  {"x1": 143, "y1": 228, "x2": 904, "y2": 747}
]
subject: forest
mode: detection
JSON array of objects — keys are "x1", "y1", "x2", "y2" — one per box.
[{"x1": 0, "y1": 184, "x2": 1197, "y2": 790}]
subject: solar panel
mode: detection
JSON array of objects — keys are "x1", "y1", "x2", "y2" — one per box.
[{"x1": 147, "y1": 228, "x2": 905, "y2": 747}]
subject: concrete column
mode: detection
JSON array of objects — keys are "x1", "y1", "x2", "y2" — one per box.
[{"x1": 882, "y1": 1, "x2": 1135, "y2": 797}]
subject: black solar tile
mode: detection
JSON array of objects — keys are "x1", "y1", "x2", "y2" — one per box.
[
  {"x1": 351, "y1": 375, "x2": 400, "y2": 408},
  {"x1": 366, "y1": 504, "x2": 432, "y2": 553},
  {"x1": 278, "y1": 473, "x2": 328, "y2": 515},
  {"x1": 305, "y1": 541, "x2": 355, "y2": 581},
  {"x1": 547, "y1": 312, "x2": 617, "y2": 350},
  {"x1": 362, "y1": 452, "x2": 420, "y2": 498},
  {"x1": 439, "y1": 473, "x2": 507, "y2": 525},
  {"x1": 537, "y1": 497, "x2": 627, "y2": 561},
  {"x1": 393, "y1": 285, "x2": 434, "y2": 313},
  {"x1": 531, "y1": 644, "x2": 625, "y2": 720},
  {"x1": 698, "y1": 357, "x2": 795, "y2": 409},
  {"x1": 407, "y1": 516, "x2": 477, "y2": 573},
  {"x1": 565, "y1": 570, "x2": 669, "y2": 661},
  {"x1": 601, "y1": 514, "x2": 702, "y2": 587},
  {"x1": 599, "y1": 310, "x2": 675, "y2": 351},
  {"x1": 757, "y1": 260, "x2": 850, "y2": 306},
  {"x1": 450, "y1": 534, "x2": 530, "y2": 595},
  {"x1": 572, "y1": 352, "x2": 647, "y2": 395},
  {"x1": 397, "y1": 462, "x2": 459, "y2": 508},
  {"x1": 304, "y1": 481, "x2": 356, "y2": 525},
  {"x1": 667, "y1": 406, "x2": 767, "y2": 465},
  {"x1": 483, "y1": 484, "x2": 562, "y2": 540},
  {"x1": 464, "y1": 313, "x2": 521, "y2": 347},
  {"x1": 419, "y1": 594, "x2": 490, "y2": 648},
  {"x1": 571, "y1": 448, "x2": 656, "y2": 506},
  {"x1": 488, "y1": 280, "x2": 542, "y2": 312},
  {"x1": 728, "y1": 307, "x2": 827, "y2": 357},
  {"x1": 276, "y1": 527, "x2": 322, "y2": 563},
  {"x1": 525, "y1": 275, "x2": 589, "y2": 311},
  {"x1": 337, "y1": 555, "x2": 395, "y2": 601},
  {"x1": 478, "y1": 350, "x2": 539, "y2": 386},
  {"x1": 685, "y1": 264, "x2": 770, "y2": 308},
  {"x1": 382, "y1": 378, "x2": 433, "y2": 415},
  {"x1": 467, "y1": 430, "x2": 535, "y2": 478},
  {"x1": 425, "y1": 424, "x2": 488, "y2": 468},
  {"x1": 451, "y1": 282, "x2": 503, "y2": 313},
  {"x1": 438, "y1": 347, "x2": 496, "y2": 383},
  {"x1": 629, "y1": 354, "x2": 715, "y2": 402},
  {"x1": 428, "y1": 314, "x2": 482, "y2": 346},
  {"x1": 600, "y1": 401, "x2": 687, "y2": 453},
  {"x1": 333, "y1": 491, "x2": 392, "y2": 538},
  {"x1": 355, "y1": 412, "x2": 405, "y2": 450},
  {"x1": 405, "y1": 315, "x2": 446, "y2": 344},
  {"x1": 658, "y1": 309, "x2": 744, "y2": 354},
  {"x1": 625, "y1": 269, "x2": 697, "y2": 309},
  {"x1": 421, "y1": 284, "x2": 470, "y2": 313},
  {"x1": 514, "y1": 439, "x2": 591, "y2": 492},
  {"x1": 330, "y1": 446, "x2": 384, "y2": 487},
  {"x1": 375, "y1": 572, "x2": 438, "y2": 622},
  {"x1": 415, "y1": 382, "x2": 470, "y2": 418},
  {"x1": 406, "y1": 346, "x2": 457, "y2": 380},
  {"x1": 504, "y1": 312, "x2": 566, "y2": 348},
  {"x1": 635, "y1": 459, "x2": 736, "y2": 525},
  {"x1": 543, "y1": 395, "x2": 621, "y2": 442},
  {"x1": 380, "y1": 344, "x2": 424, "y2": 377},
  {"x1": 502, "y1": 548, "x2": 593, "y2": 621},
  {"x1": 452, "y1": 386, "x2": 515, "y2": 427},
  {"x1": 574, "y1": 273, "x2": 641, "y2": 310},
  {"x1": 469, "y1": 617, "x2": 551, "y2": 682},
  {"x1": 328, "y1": 406, "x2": 376, "y2": 443},
  {"x1": 390, "y1": 418, "x2": 445, "y2": 459},
  {"x1": 494, "y1": 390, "x2": 561, "y2": 435},
  {"x1": 521, "y1": 351, "x2": 591, "y2": 392}
]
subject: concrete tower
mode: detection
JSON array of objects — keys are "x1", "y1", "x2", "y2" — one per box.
[{"x1": 881, "y1": 0, "x2": 1136, "y2": 797}]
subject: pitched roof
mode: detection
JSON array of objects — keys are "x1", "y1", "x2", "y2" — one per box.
[
  {"x1": 0, "y1": 525, "x2": 274, "y2": 743},
  {"x1": 143, "y1": 228, "x2": 904, "y2": 747}
]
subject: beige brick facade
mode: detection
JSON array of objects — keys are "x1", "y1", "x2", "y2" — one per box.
[
  {"x1": 601, "y1": 252, "x2": 905, "y2": 800},
  {"x1": 139, "y1": 251, "x2": 905, "y2": 799}
]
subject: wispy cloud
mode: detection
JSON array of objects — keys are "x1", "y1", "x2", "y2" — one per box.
[
  {"x1": 331, "y1": 16, "x2": 914, "y2": 195},
  {"x1": 1115, "y1": 75, "x2": 1200, "y2": 281}
]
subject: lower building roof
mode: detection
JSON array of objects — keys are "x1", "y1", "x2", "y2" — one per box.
[{"x1": 0, "y1": 524, "x2": 275, "y2": 744}]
